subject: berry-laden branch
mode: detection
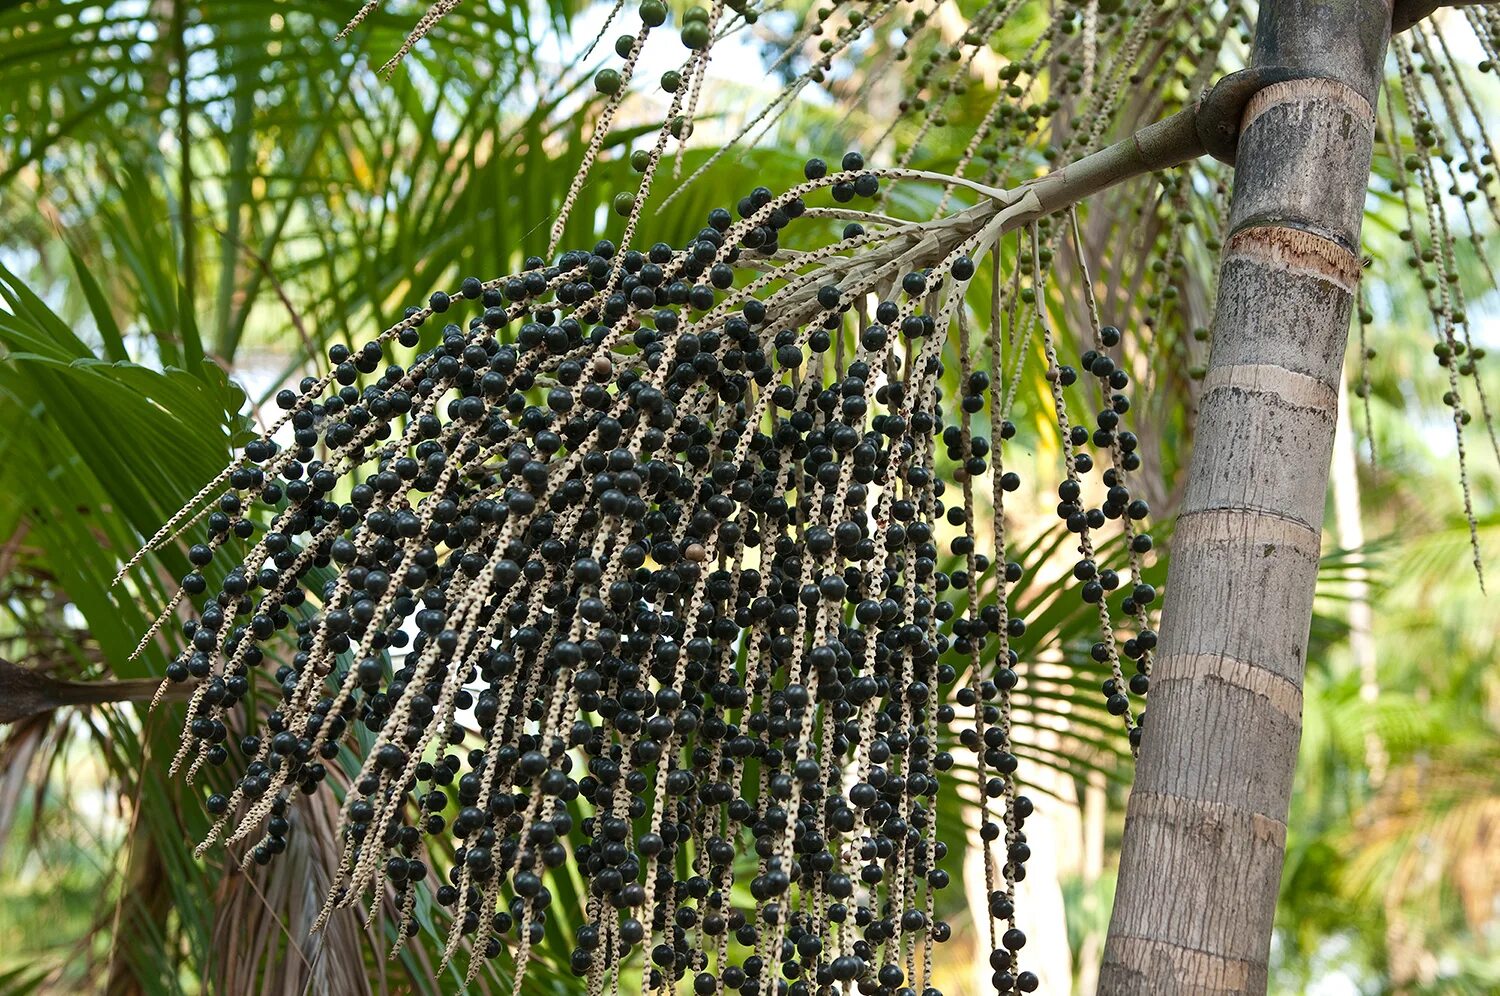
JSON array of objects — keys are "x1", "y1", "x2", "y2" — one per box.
[{"x1": 119, "y1": 70, "x2": 1290, "y2": 993}]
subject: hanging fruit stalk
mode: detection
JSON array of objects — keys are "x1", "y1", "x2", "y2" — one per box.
[
  {"x1": 120, "y1": 93, "x2": 1252, "y2": 990},
  {"x1": 114, "y1": 0, "x2": 1495, "y2": 991}
]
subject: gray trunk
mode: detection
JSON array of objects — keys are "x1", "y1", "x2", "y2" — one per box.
[{"x1": 1099, "y1": 0, "x2": 1392, "y2": 991}]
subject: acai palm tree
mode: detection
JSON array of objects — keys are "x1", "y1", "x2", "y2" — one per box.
[{"x1": 1, "y1": 0, "x2": 1496, "y2": 993}]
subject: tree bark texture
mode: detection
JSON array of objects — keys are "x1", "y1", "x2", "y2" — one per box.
[{"x1": 1099, "y1": 0, "x2": 1391, "y2": 991}]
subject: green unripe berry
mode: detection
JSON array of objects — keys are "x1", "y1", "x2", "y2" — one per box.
[
  {"x1": 681, "y1": 20, "x2": 711, "y2": 48},
  {"x1": 613, "y1": 192, "x2": 636, "y2": 215},
  {"x1": 631, "y1": 149, "x2": 651, "y2": 173},
  {"x1": 595, "y1": 69, "x2": 622, "y2": 95},
  {"x1": 661, "y1": 70, "x2": 682, "y2": 92},
  {"x1": 639, "y1": 0, "x2": 667, "y2": 26}
]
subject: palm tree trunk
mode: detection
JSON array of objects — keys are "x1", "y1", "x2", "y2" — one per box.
[{"x1": 1099, "y1": 1, "x2": 1393, "y2": 991}]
